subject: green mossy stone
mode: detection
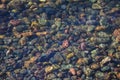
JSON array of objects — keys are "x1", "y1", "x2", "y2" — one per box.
[
  {"x1": 101, "y1": 66, "x2": 110, "y2": 72},
  {"x1": 38, "y1": 18, "x2": 47, "y2": 26}
]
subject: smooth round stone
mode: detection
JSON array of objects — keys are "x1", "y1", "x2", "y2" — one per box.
[
  {"x1": 81, "y1": 74, "x2": 86, "y2": 80},
  {"x1": 101, "y1": 66, "x2": 111, "y2": 72},
  {"x1": 54, "y1": 53, "x2": 64, "y2": 62},
  {"x1": 16, "y1": 25, "x2": 28, "y2": 32},
  {"x1": 30, "y1": 76, "x2": 36, "y2": 80},
  {"x1": 99, "y1": 17, "x2": 110, "y2": 28},
  {"x1": 46, "y1": 73, "x2": 57, "y2": 80},
  {"x1": 20, "y1": 69, "x2": 27, "y2": 75},
  {"x1": 61, "y1": 5, "x2": 66, "y2": 10},
  {"x1": 4, "y1": 38, "x2": 12, "y2": 45},
  {"x1": 95, "y1": 71, "x2": 104, "y2": 79},
  {"x1": 45, "y1": 7, "x2": 56, "y2": 15},
  {"x1": 71, "y1": 76, "x2": 77, "y2": 80},
  {"x1": 57, "y1": 72, "x2": 64, "y2": 78}
]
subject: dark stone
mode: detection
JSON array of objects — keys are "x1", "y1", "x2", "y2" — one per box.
[
  {"x1": 0, "y1": 39, "x2": 4, "y2": 45},
  {"x1": 0, "y1": 26, "x2": 8, "y2": 34},
  {"x1": 45, "y1": 7, "x2": 56, "y2": 15},
  {"x1": 39, "y1": 51, "x2": 56, "y2": 62},
  {"x1": 0, "y1": 73, "x2": 7, "y2": 80},
  {"x1": 0, "y1": 9, "x2": 10, "y2": 16},
  {"x1": 0, "y1": 9, "x2": 10, "y2": 22},
  {"x1": 44, "y1": 7, "x2": 56, "y2": 19},
  {"x1": 16, "y1": 25, "x2": 28, "y2": 32},
  {"x1": 6, "y1": 65, "x2": 14, "y2": 71}
]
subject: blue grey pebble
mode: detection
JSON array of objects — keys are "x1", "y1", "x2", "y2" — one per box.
[
  {"x1": 61, "y1": 5, "x2": 66, "y2": 10},
  {"x1": 16, "y1": 25, "x2": 28, "y2": 32},
  {"x1": 3, "y1": 38, "x2": 12, "y2": 45},
  {"x1": 45, "y1": 7, "x2": 56, "y2": 15}
]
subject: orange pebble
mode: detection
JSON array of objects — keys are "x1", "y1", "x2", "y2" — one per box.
[
  {"x1": 21, "y1": 31, "x2": 33, "y2": 37},
  {"x1": 36, "y1": 32, "x2": 47, "y2": 36},
  {"x1": 69, "y1": 68, "x2": 76, "y2": 75},
  {"x1": 116, "y1": 72, "x2": 120, "y2": 79},
  {"x1": 113, "y1": 29, "x2": 120, "y2": 37},
  {"x1": 62, "y1": 40, "x2": 69, "y2": 48},
  {"x1": 95, "y1": 26, "x2": 105, "y2": 31}
]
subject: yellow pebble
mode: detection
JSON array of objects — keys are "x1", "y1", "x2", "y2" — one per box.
[
  {"x1": 66, "y1": 53, "x2": 74, "y2": 59},
  {"x1": 37, "y1": 46, "x2": 42, "y2": 51},
  {"x1": 39, "y1": 0, "x2": 46, "y2": 2},
  {"x1": 14, "y1": 69, "x2": 20, "y2": 74},
  {"x1": 28, "y1": 1, "x2": 33, "y2": 5},
  {"x1": 118, "y1": 46, "x2": 120, "y2": 51},
  {"x1": 6, "y1": 72, "x2": 11, "y2": 76},
  {"x1": 31, "y1": 21, "x2": 38, "y2": 26},
  {"x1": 36, "y1": 32, "x2": 47, "y2": 36},
  {"x1": 43, "y1": 62, "x2": 51, "y2": 65},
  {"x1": 52, "y1": 64, "x2": 60, "y2": 70},
  {"x1": 0, "y1": 35, "x2": 5, "y2": 39},
  {"x1": 45, "y1": 66, "x2": 54, "y2": 73},
  {"x1": 29, "y1": 57, "x2": 37, "y2": 63},
  {"x1": 24, "y1": 61, "x2": 30, "y2": 68},
  {"x1": 19, "y1": 37, "x2": 26, "y2": 45},
  {"x1": 90, "y1": 37, "x2": 96, "y2": 42},
  {"x1": 31, "y1": 21, "x2": 38, "y2": 27},
  {"x1": 12, "y1": 9, "x2": 17, "y2": 13},
  {"x1": 95, "y1": 26, "x2": 105, "y2": 31}
]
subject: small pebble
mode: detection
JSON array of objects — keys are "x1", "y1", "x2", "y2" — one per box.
[{"x1": 0, "y1": 0, "x2": 119, "y2": 80}]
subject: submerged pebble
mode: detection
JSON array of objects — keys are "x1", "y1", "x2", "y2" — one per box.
[{"x1": 0, "y1": 0, "x2": 119, "y2": 80}]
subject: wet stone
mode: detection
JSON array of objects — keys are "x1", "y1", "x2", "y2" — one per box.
[
  {"x1": 46, "y1": 73, "x2": 57, "y2": 80},
  {"x1": 0, "y1": 9, "x2": 10, "y2": 17},
  {"x1": 95, "y1": 71, "x2": 104, "y2": 79},
  {"x1": 3, "y1": 37, "x2": 12, "y2": 45},
  {"x1": 101, "y1": 66, "x2": 111, "y2": 72},
  {"x1": 89, "y1": 0, "x2": 97, "y2": 3},
  {"x1": 15, "y1": 25, "x2": 28, "y2": 32},
  {"x1": 52, "y1": 78, "x2": 62, "y2": 80},
  {"x1": 92, "y1": 3, "x2": 102, "y2": 9},
  {"x1": 50, "y1": 53, "x2": 64, "y2": 63},
  {"x1": 61, "y1": 4, "x2": 66, "y2": 10},
  {"x1": 0, "y1": 0, "x2": 119, "y2": 80},
  {"x1": 71, "y1": 76, "x2": 77, "y2": 80},
  {"x1": 0, "y1": 39, "x2": 4, "y2": 45},
  {"x1": 0, "y1": 26, "x2": 8, "y2": 34},
  {"x1": 45, "y1": 7, "x2": 56, "y2": 18},
  {"x1": 83, "y1": 66, "x2": 94, "y2": 76},
  {"x1": 63, "y1": 78, "x2": 71, "y2": 80}
]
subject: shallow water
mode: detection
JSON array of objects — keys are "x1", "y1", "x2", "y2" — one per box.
[{"x1": 0, "y1": 0, "x2": 120, "y2": 80}]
